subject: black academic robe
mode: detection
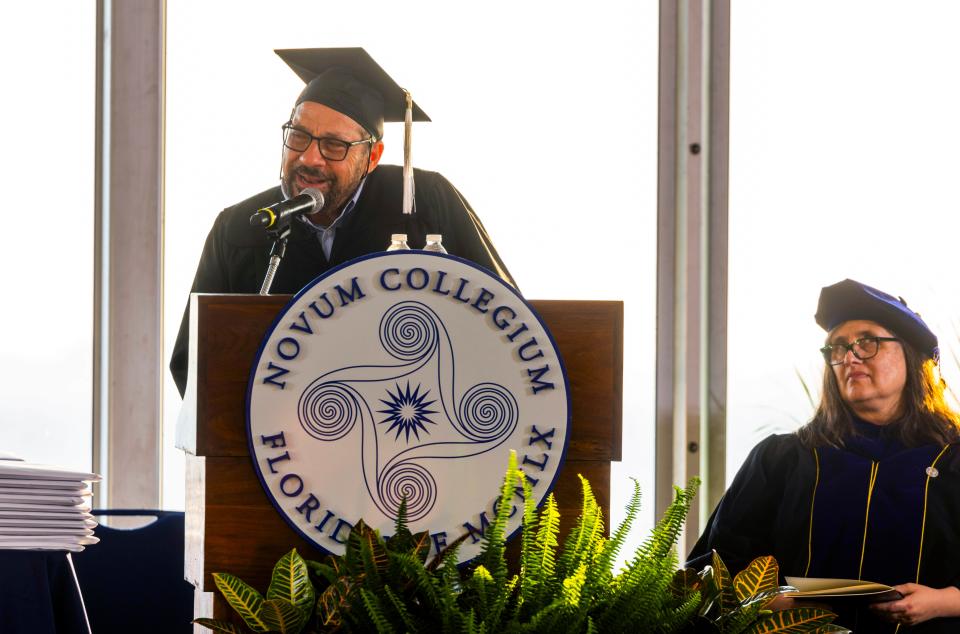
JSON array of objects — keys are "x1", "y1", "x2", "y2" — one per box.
[
  {"x1": 688, "y1": 428, "x2": 960, "y2": 632},
  {"x1": 170, "y1": 165, "x2": 515, "y2": 396}
]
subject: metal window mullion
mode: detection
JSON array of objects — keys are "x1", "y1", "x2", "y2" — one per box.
[
  {"x1": 656, "y1": 0, "x2": 730, "y2": 549},
  {"x1": 93, "y1": 0, "x2": 165, "y2": 509},
  {"x1": 706, "y1": 0, "x2": 730, "y2": 520}
]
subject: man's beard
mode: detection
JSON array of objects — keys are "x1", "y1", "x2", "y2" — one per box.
[{"x1": 283, "y1": 160, "x2": 366, "y2": 226}]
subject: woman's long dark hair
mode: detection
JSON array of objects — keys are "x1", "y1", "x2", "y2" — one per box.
[{"x1": 797, "y1": 336, "x2": 960, "y2": 449}]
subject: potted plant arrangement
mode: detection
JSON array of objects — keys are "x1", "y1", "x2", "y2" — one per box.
[{"x1": 196, "y1": 453, "x2": 846, "y2": 633}]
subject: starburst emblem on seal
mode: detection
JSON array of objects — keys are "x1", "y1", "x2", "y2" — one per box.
[{"x1": 377, "y1": 382, "x2": 438, "y2": 442}]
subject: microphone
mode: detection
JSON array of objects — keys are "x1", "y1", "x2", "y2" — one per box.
[{"x1": 249, "y1": 188, "x2": 325, "y2": 228}]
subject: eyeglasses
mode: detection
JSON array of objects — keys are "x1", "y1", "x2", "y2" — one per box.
[
  {"x1": 819, "y1": 336, "x2": 901, "y2": 365},
  {"x1": 281, "y1": 123, "x2": 374, "y2": 161}
]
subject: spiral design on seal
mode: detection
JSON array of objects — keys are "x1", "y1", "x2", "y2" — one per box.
[
  {"x1": 379, "y1": 303, "x2": 438, "y2": 361},
  {"x1": 457, "y1": 383, "x2": 518, "y2": 442},
  {"x1": 298, "y1": 382, "x2": 357, "y2": 441},
  {"x1": 378, "y1": 462, "x2": 436, "y2": 522}
]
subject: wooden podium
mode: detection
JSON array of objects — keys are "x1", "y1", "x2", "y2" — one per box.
[{"x1": 179, "y1": 294, "x2": 623, "y2": 620}]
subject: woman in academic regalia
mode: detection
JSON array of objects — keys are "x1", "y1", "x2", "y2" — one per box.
[{"x1": 688, "y1": 279, "x2": 960, "y2": 632}]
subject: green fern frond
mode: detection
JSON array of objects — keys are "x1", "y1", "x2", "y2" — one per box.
[
  {"x1": 211, "y1": 572, "x2": 269, "y2": 632},
  {"x1": 522, "y1": 595, "x2": 577, "y2": 633},
  {"x1": 556, "y1": 481, "x2": 591, "y2": 576},
  {"x1": 462, "y1": 608, "x2": 477, "y2": 634},
  {"x1": 655, "y1": 589, "x2": 701, "y2": 632},
  {"x1": 473, "y1": 565, "x2": 494, "y2": 584},
  {"x1": 484, "y1": 573, "x2": 519, "y2": 629},
  {"x1": 360, "y1": 587, "x2": 396, "y2": 633},
  {"x1": 635, "y1": 479, "x2": 698, "y2": 564},
  {"x1": 581, "y1": 533, "x2": 610, "y2": 605},
  {"x1": 394, "y1": 497, "x2": 409, "y2": 537},
  {"x1": 561, "y1": 562, "x2": 588, "y2": 607},
  {"x1": 477, "y1": 451, "x2": 522, "y2": 585},
  {"x1": 519, "y1": 470, "x2": 539, "y2": 598},
  {"x1": 391, "y1": 552, "x2": 442, "y2": 609},
  {"x1": 522, "y1": 493, "x2": 561, "y2": 609},
  {"x1": 557, "y1": 474, "x2": 603, "y2": 581},
  {"x1": 585, "y1": 615, "x2": 598, "y2": 634},
  {"x1": 439, "y1": 548, "x2": 464, "y2": 596},
  {"x1": 595, "y1": 480, "x2": 698, "y2": 631},
  {"x1": 462, "y1": 608, "x2": 491, "y2": 634},
  {"x1": 595, "y1": 477, "x2": 641, "y2": 578},
  {"x1": 595, "y1": 563, "x2": 672, "y2": 632},
  {"x1": 386, "y1": 497, "x2": 416, "y2": 555},
  {"x1": 342, "y1": 519, "x2": 366, "y2": 575},
  {"x1": 468, "y1": 564, "x2": 494, "y2": 614},
  {"x1": 382, "y1": 584, "x2": 420, "y2": 633}
]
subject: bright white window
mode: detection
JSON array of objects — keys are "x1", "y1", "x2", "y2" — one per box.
[
  {"x1": 0, "y1": 4, "x2": 95, "y2": 471},
  {"x1": 727, "y1": 2, "x2": 960, "y2": 480}
]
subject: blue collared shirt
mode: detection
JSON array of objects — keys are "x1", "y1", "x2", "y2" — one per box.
[{"x1": 295, "y1": 179, "x2": 367, "y2": 260}]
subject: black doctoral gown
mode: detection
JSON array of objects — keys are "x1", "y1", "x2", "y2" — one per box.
[
  {"x1": 170, "y1": 165, "x2": 515, "y2": 396},
  {"x1": 688, "y1": 427, "x2": 960, "y2": 633}
]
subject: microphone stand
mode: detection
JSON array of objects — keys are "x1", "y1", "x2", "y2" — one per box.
[{"x1": 259, "y1": 223, "x2": 292, "y2": 295}]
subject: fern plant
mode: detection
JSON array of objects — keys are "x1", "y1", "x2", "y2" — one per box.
[{"x1": 198, "y1": 452, "x2": 847, "y2": 633}]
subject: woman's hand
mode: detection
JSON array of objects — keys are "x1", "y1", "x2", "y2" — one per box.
[{"x1": 870, "y1": 584, "x2": 960, "y2": 626}]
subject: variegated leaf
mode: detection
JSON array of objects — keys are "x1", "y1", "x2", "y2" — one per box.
[
  {"x1": 267, "y1": 549, "x2": 315, "y2": 617},
  {"x1": 745, "y1": 607, "x2": 837, "y2": 633},
  {"x1": 212, "y1": 572, "x2": 268, "y2": 632},
  {"x1": 318, "y1": 578, "x2": 355, "y2": 628},
  {"x1": 409, "y1": 530, "x2": 432, "y2": 563},
  {"x1": 669, "y1": 568, "x2": 702, "y2": 599},
  {"x1": 260, "y1": 598, "x2": 305, "y2": 634},
  {"x1": 711, "y1": 551, "x2": 738, "y2": 614},
  {"x1": 733, "y1": 556, "x2": 779, "y2": 602},
  {"x1": 306, "y1": 559, "x2": 339, "y2": 585},
  {"x1": 363, "y1": 527, "x2": 390, "y2": 571},
  {"x1": 192, "y1": 618, "x2": 244, "y2": 634}
]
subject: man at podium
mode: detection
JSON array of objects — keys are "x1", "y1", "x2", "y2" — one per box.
[{"x1": 170, "y1": 48, "x2": 514, "y2": 396}]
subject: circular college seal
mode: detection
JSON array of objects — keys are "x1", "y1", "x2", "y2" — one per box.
[{"x1": 247, "y1": 252, "x2": 570, "y2": 563}]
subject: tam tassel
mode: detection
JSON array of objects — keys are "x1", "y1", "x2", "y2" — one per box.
[{"x1": 402, "y1": 89, "x2": 415, "y2": 215}]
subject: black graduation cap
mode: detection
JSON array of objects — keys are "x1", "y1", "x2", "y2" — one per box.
[
  {"x1": 275, "y1": 47, "x2": 430, "y2": 140},
  {"x1": 815, "y1": 278, "x2": 939, "y2": 360}
]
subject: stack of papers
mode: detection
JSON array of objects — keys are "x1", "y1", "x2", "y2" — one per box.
[{"x1": 0, "y1": 456, "x2": 102, "y2": 552}]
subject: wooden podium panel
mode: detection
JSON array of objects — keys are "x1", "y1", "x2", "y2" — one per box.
[{"x1": 181, "y1": 294, "x2": 623, "y2": 619}]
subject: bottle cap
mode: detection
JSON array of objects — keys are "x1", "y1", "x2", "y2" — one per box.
[{"x1": 425, "y1": 234, "x2": 442, "y2": 242}]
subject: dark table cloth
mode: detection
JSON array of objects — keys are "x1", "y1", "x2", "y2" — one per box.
[{"x1": 0, "y1": 550, "x2": 90, "y2": 634}]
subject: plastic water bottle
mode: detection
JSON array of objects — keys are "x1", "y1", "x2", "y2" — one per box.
[
  {"x1": 386, "y1": 234, "x2": 410, "y2": 251},
  {"x1": 422, "y1": 234, "x2": 447, "y2": 254}
]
